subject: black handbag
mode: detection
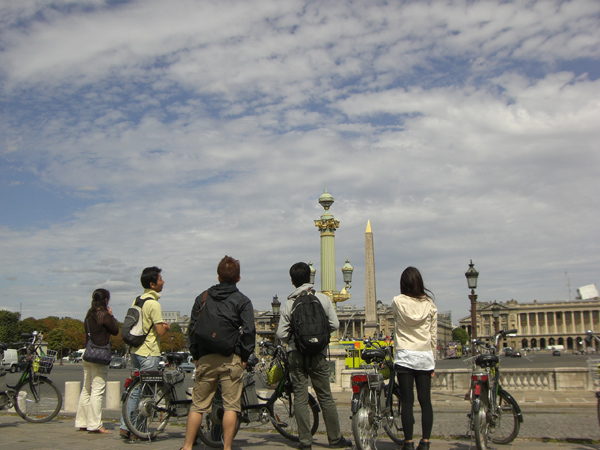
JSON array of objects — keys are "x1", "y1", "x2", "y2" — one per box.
[{"x1": 82, "y1": 316, "x2": 112, "y2": 365}]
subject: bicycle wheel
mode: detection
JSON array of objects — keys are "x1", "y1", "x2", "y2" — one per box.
[
  {"x1": 597, "y1": 392, "x2": 600, "y2": 429},
  {"x1": 271, "y1": 391, "x2": 319, "y2": 442},
  {"x1": 383, "y1": 383, "x2": 403, "y2": 445},
  {"x1": 352, "y1": 386, "x2": 382, "y2": 450},
  {"x1": 491, "y1": 390, "x2": 520, "y2": 444},
  {"x1": 122, "y1": 379, "x2": 171, "y2": 439},
  {"x1": 472, "y1": 395, "x2": 489, "y2": 450},
  {"x1": 14, "y1": 376, "x2": 62, "y2": 423},
  {"x1": 196, "y1": 384, "x2": 242, "y2": 449}
]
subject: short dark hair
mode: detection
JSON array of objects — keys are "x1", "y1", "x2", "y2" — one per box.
[
  {"x1": 217, "y1": 256, "x2": 240, "y2": 284},
  {"x1": 400, "y1": 266, "x2": 434, "y2": 300},
  {"x1": 289, "y1": 262, "x2": 311, "y2": 288},
  {"x1": 141, "y1": 266, "x2": 162, "y2": 289}
]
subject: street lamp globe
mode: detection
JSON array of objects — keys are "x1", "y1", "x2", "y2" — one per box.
[
  {"x1": 492, "y1": 301, "x2": 500, "y2": 320},
  {"x1": 465, "y1": 260, "x2": 479, "y2": 290},
  {"x1": 341, "y1": 258, "x2": 354, "y2": 289}
]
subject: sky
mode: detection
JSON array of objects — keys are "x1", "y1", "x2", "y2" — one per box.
[{"x1": 1, "y1": 0, "x2": 599, "y2": 325}]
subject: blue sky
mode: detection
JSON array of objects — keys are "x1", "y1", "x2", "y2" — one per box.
[{"x1": 1, "y1": 0, "x2": 599, "y2": 324}]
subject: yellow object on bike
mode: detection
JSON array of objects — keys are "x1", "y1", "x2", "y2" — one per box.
[
  {"x1": 267, "y1": 362, "x2": 283, "y2": 385},
  {"x1": 33, "y1": 357, "x2": 40, "y2": 373}
]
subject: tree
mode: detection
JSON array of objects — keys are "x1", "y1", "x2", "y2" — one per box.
[
  {"x1": 159, "y1": 331, "x2": 185, "y2": 353},
  {"x1": 0, "y1": 310, "x2": 20, "y2": 344},
  {"x1": 452, "y1": 327, "x2": 469, "y2": 346},
  {"x1": 20, "y1": 317, "x2": 41, "y2": 336}
]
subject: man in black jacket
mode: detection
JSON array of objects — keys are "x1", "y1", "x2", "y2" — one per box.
[{"x1": 181, "y1": 256, "x2": 256, "y2": 450}]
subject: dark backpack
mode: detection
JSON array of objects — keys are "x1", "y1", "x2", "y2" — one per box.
[
  {"x1": 291, "y1": 290, "x2": 330, "y2": 356},
  {"x1": 193, "y1": 291, "x2": 242, "y2": 357},
  {"x1": 122, "y1": 296, "x2": 150, "y2": 347}
]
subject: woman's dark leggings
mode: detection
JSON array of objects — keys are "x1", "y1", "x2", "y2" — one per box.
[{"x1": 396, "y1": 368, "x2": 434, "y2": 440}]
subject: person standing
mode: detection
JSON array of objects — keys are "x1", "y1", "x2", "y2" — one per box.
[
  {"x1": 277, "y1": 262, "x2": 352, "y2": 450},
  {"x1": 120, "y1": 266, "x2": 170, "y2": 439},
  {"x1": 181, "y1": 256, "x2": 256, "y2": 450},
  {"x1": 393, "y1": 267, "x2": 438, "y2": 450},
  {"x1": 75, "y1": 288, "x2": 119, "y2": 434}
]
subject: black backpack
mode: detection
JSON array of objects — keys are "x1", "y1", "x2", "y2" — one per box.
[
  {"x1": 122, "y1": 296, "x2": 150, "y2": 347},
  {"x1": 291, "y1": 290, "x2": 330, "y2": 356},
  {"x1": 193, "y1": 291, "x2": 242, "y2": 356}
]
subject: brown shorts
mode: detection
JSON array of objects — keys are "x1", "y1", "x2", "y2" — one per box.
[{"x1": 190, "y1": 353, "x2": 244, "y2": 414}]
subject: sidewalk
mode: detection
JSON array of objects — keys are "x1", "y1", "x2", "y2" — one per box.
[{"x1": 1, "y1": 412, "x2": 598, "y2": 450}]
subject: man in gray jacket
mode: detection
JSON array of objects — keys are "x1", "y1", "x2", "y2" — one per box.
[{"x1": 277, "y1": 262, "x2": 352, "y2": 450}]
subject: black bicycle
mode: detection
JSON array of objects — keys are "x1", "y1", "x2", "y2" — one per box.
[
  {"x1": 122, "y1": 344, "x2": 320, "y2": 445},
  {"x1": 585, "y1": 330, "x2": 600, "y2": 428},
  {"x1": 350, "y1": 338, "x2": 403, "y2": 450},
  {"x1": 0, "y1": 331, "x2": 62, "y2": 423},
  {"x1": 197, "y1": 342, "x2": 320, "y2": 448},
  {"x1": 467, "y1": 329, "x2": 523, "y2": 450}
]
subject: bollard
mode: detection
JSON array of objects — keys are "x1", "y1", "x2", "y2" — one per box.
[
  {"x1": 106, "y1": 381, "x2": 121, "y2": 410},
  {"x1": 64, "y1": 381, "x2": 81, "y2": 412}
]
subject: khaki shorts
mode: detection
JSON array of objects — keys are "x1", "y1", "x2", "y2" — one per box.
[{"x1": 190, "y1": 353, "x2": 244, "y2": 414}]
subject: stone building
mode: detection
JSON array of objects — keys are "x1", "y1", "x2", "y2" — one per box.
[
  {"x1": 254, "y1": 302, "x2": 453, "y2": 350},
  {"x1": 458, "y1": 298, "x2": 600, "y2": 351}
]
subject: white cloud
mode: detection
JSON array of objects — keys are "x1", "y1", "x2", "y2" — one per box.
[{"x1": 0, "y1": 0, "x2": 599, "y2": 325}]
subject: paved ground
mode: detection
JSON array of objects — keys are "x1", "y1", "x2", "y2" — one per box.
[{"x1": 2, "y1": 389, "x2": 600, "y2": 450}]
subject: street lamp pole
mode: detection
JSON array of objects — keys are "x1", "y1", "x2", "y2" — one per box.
[
  {"x1": 492, "y1": 301, "x2": 500, "y2": 335},
  {"x1": 170, "y1": 334, "x2": 173, "y2": 352},
  {"x1": 465, "y1": 260, "x2": 479, "y2": 356},
  {"x1": 271, "y1": 295, "x2": 281, "y2": 344}
]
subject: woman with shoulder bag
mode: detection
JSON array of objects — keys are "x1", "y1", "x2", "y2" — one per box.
[{"x1": 75, "y1": 288, "x2": 119, "y2": 434}]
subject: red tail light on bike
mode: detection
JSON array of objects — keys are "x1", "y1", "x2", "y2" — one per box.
[
  {"x1": 352, "y1": 374, "x2": 368, "y2": 394},
  {"x1": 353, "y1": 374, "x2": 367, "y2": 383},
  {"x1": 472, "y1": 374, "x2": 488, "y2": 382},
  {"x1": 123, "y1": 371, "x2": 140, "y2": 389}
]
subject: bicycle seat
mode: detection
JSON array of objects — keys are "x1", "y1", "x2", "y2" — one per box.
[
  {"x1": 166, "y1": 352, "x2": 184, "y2": 365},
  {"x1": 246, "y1": 354, "x2": 258, "y2": 370},
  {"x1": 362, "y1": 348, "x2": 386, "y2": 363},
  {"x1": 475, "y1": 354, "x2": 499, "y2": 367}
]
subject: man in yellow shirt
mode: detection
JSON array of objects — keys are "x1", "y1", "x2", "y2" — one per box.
[{"x1": 120, "y1": 266, "x2": 170, "y2": 440}]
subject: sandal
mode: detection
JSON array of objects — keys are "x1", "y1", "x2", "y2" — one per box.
[
  {"x1": 77, "y1": 427, "x2": 87, "y2": 431},
  {"x1": 89, "y1": 427, "x2": 111, "y2": 434}
]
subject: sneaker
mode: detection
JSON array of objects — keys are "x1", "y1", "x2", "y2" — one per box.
[
  {"x1": 298, "y1": 443, "x2": 312, "y2": 450},
  {"x1": 330, "y1": 436, "x2": 352, "y2": 448}
]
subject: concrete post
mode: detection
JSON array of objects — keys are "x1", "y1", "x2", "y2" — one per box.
[
  {"x1": 64, "y1": 381, "x2": 81, "y2": 412},
  {"x1": 106, "y1": 381, "x2": 121, "y2": 410}
]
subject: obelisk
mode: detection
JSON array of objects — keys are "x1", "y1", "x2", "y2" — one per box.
[{"x1": 363, "y1": 220, "x2": 379, "y2": 338}]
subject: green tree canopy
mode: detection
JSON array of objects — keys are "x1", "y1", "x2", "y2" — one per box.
[
  {"x1": 452, "y1": 327, "x2": 469, "y2": 346},
  {"x1": 0, "y1": 310, "x2": 20, "y2": 344}
]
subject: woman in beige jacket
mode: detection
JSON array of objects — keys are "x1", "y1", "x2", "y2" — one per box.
[{"x1": 393, "y1": 267, "x2": 437, "y2": 450}]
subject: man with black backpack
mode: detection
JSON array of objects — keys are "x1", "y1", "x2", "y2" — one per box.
[
  {"x1": 277, "y1": 262, "x2": 352, "y2": 450},
  {"x1": 180, "y1": 256, "x2": 255, "y2": 450}
]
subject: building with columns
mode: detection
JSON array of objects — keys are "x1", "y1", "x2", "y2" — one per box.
[{"x1": 458, "y1": 298, "x2": 600, "y2": 351}]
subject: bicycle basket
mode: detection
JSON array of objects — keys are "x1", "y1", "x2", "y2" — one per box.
[
  {"x1": 34, "y1": 350, "x2": 57, "y2": 374},
  {"x1": 267, "y1": 359, "x2": 284, "y2": 386}
]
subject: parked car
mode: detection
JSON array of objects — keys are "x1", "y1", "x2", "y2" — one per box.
[
  {"x1": 552, "y1": 350, "x2": 561, "y2": 356},
  {"x1": 511, "y1": 351, "x2": 522, "y2": 357},
  {"x1": 179, "y1": 356, "x2": 196, "y2": 373},
  {"x1": 109, "y1": 356, "x2": 126, "y2": 369}
]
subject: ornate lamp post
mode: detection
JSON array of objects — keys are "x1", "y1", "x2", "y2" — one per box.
[
  {"x1": 492, "y1": 301, "x2": 500, "y2": 335},
  {"x1": 271, "y1": 295, "x2": 281, "y2": 344},
  {"x1": 314, "y1": 189, "x2": 353, "y2": 306},
  {"x1": 465, "y1": 260, "x2": 479, "y2": 355}
]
